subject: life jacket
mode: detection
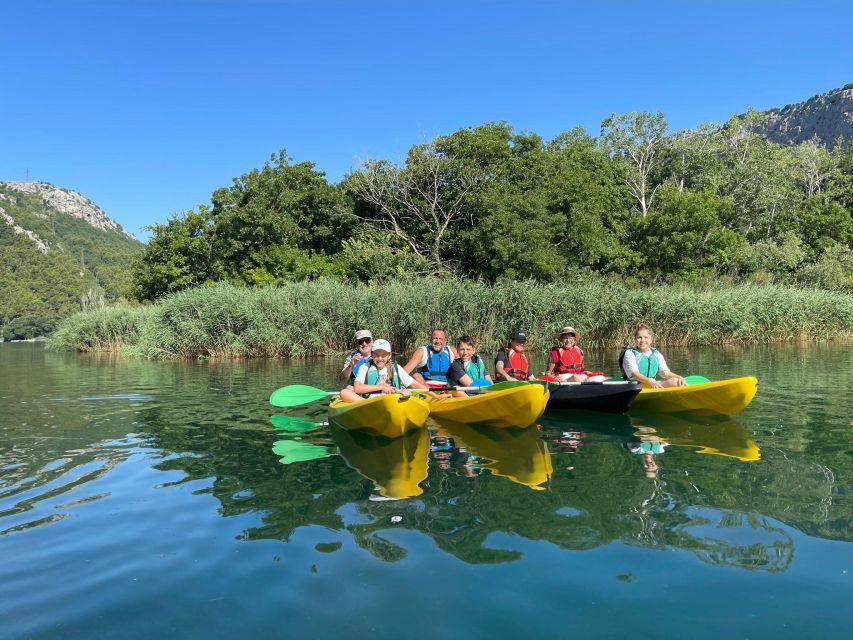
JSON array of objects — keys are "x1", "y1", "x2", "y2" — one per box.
[
  {"x1": 551, "y1": 345, "x2": 584, "y2": 374},
  {"x1": 346, "y1": 350, "x2": 370, "y2": 385},
  {"x1": 619, "y1": 347, "x2": 659, "y2": 381},
  {"x1": 361, "y1": 357, "x2": 401, "y2": 397},
  {"x1": 498, "y1": 347, "x2": 529, "y2": 381},
  {"x1": 463, "y1": 355, "x2": 486, "y2": 381},
  {"x1": 417, "y1": 344, "x2": 453, "y2": 381}
]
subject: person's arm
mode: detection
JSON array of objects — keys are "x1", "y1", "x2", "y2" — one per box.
[
  {"x1": 403, "y1": 347, "x2": 426, "y2": 374},
  {"x1": 545, "y1": 350, "x2": 557, "y2": 376},
  {"x1": 398, "y1": 365, "x2": 428, "y2": 391},
  {"x1": 657, "y1": 353, "x2": 686, "y2": 387},
  {"x1": 625, "y1": 351, "x2": 663, "y2": 388},
  {"x1": 339, "y1": 354, "x2": 361, "y2": 383},
  {"x1": 353, "y1": 367, "x2": 395, "y2": 396},
  {"x1": 494, "y1": 351, "x2": 509, "y2": 381}
]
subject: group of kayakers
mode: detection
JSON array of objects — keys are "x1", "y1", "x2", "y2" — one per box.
[{"x1": 338, "y1": 324, "x2": 686, "y2": 402}]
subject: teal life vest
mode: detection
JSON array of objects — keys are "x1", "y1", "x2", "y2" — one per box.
[
  {"x1": 464, "y1": 355, "x2": 486, "y2": 381},
  {"x1": 417, "y1": 344, "x2": 453, "y2": 381},
  {"x1": 361, "y1": 358, "x2": 401, "y2": 397},
  {"x1": 627, "y1": 347, "x2": 659, "y2": 380}
]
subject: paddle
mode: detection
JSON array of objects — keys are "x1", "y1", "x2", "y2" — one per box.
[
  {"x1": 269, "y1": 383, "x2": 442, "y2": 408},
  {"x1": 269, "y1": 414, "x2": 326, "y2": 433},
  {"x1": 269, "y1": 384, "x2": 337, "y2": 408},
  {"x1": 684, "y1": 375, "x2": 711, "y2": 385}
]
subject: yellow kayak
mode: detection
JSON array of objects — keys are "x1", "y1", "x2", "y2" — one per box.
[
  {"x1": 330, "y1": 423, "x2": 429, "y2": 498},
  {"x1": 428, "y1": 384, "x2": 549, "y2": 428},
  {"x1": 328, "y1": 393, "x2": 431, "y2": 437},
  {"x1": 435, "y1": 419, "x2": 553, "y2": 490},
  {"x1": 631, "y1": 376, "x2": 758, "y2": 416}
]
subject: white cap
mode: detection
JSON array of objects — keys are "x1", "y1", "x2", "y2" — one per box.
[{"x1": 371, "y1": 338, "x2": 392, "y2": 353}]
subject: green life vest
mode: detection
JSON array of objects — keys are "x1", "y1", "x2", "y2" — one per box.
[
  {"x1": 628, "y1": 347, "x2": 659, "y2": 380},
  {"x1": 363, "y1": 358, "x2": 400, "y2": 397},
  {"x1": 463, "y1": 355, "x2": 485, "y2": 381}
]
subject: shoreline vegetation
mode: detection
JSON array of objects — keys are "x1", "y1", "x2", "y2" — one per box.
[{"x1": 49, "y1": 280, "x2": 853, "y2": 359}]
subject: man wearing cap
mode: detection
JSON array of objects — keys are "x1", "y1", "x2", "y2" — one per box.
[
  {"x1": 495, "y1": 330, "x2": 535, "y2": 382},
  {"x1": 340, "y1": 329, "x2": 374, "y2": 385}
]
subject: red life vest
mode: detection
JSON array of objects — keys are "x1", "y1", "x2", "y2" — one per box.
[
  {"x1": 551, "y1": 345, "x2": 584, "y2": 374},
  {"x1": 501, "y1": 347, "x2": 529, "y2": 380}
]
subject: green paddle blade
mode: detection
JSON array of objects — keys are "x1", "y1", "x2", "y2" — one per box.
[
  {"x1": 269, "y1": 415, "x2": 325, "y2": 433},
  {"x1": 488, "y1": 380, "x2": 529, "y2": 391},
  {"x1": 684, "y1": 375, "x2": 712, "y2": 385},
  {"x1": 269, "y1": 384, "x2": 333, "y2": 407},
  {"x1": 272, "y1": 439, "x2": 331, "y2": 464}
]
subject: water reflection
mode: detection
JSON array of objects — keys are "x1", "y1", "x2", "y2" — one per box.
[
  {"x1": 331, "y1": 423, "x2": 429, "y2": 499},
  {"x1": 434, "y1": 420, "x2": 553, "y2": 490}
]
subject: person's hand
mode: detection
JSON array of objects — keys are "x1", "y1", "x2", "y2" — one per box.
[
  {"x1": 380, "y1": 383, "x2": 395, "y2": 394},
  {"x1": 651, "y1": 380, "x2": 664, "y2": 389},
  {"x1": 674, "y1": 376, "x2": 687, "y2": 387},
  {"x1": 399, "y1": 388, "x2": 412, "y2": 397},
  {"x1": 352, "y1": 353, "x2": 363, "y2": 363}
]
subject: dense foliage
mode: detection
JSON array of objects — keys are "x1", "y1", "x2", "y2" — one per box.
[
  {"x1": 50, "y1": 280, "x2": 853, "y2": 358},
  {"x1": 131, "y1": 114, "x2": 853, "y2": 300},
  {"x1": 0, "y1": 186, "x2": 143, "y2": 339}
]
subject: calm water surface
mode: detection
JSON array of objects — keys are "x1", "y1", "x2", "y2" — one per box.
[{"x1": 1, "y1": 342, "x2": 851, "y2": 639}]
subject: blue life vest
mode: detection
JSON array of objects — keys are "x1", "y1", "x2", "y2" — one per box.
[
  {"x1": 417, "y1": 344, "x2": 452, "y2": 381},
  {"x1": 346, "y1": 351, "x2": 370, "y2": 385}
]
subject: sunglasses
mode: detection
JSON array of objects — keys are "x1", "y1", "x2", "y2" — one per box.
[
  {"x1": 357, "y1": 338, "x2": 373, "y2": 345},
  {"x1": 562, "y1": 333, "x2": 576, "y2": 338}
]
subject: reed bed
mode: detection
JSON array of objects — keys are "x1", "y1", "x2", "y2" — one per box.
[{"x1": 49, "y1": 280, "x2": 853, "y2": 358}]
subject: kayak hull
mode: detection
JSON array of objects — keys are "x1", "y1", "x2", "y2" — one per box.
[
  {"x1": 630, "y1": 376, "x2": 759, "y2": 416},
  {"x1": 328, "y1": 394, "x2": 431, "y2": 437},
  {"x1": 428, "y1": 384, "x2": 549, "y2": 428},
  {"x1": 544, "y1": 381, "x2": 641, "y2": 414}
]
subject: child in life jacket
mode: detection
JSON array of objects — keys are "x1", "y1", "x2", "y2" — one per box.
[
  {"x1": 339, "y1": 339, "x2": 428, "y2": 402},
  {"x1": 543, "y1": 326, "x2": 606, "y2": 382},
  {"x1": 495, "y1": 330, "x2": 535, "y2": 381}
]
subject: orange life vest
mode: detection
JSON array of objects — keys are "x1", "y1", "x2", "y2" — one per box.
[{"x1": 551, "y1": 345, "x2": 584, "y2": 374}]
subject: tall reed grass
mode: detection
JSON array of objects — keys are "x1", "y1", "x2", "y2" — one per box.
[{"x1": 49, "y1": 280, "x2": 853, "y2": 358}]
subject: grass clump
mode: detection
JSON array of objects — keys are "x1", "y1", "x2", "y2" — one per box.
[{"x1": 49, "y1": 279, "x2": 853, "y2": 358}]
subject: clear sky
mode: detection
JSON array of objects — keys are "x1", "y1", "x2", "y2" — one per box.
[{"x1": 2, "y1": 0, "x2": 851, "y2": 240}]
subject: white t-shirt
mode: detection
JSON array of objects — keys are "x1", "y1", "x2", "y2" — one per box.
[
  {"x1": 355, "y1": 362, "x2": 415, "y2": 389},
  {"x1": 623, "y1": 349, "x2": 669, "y2": 378}
]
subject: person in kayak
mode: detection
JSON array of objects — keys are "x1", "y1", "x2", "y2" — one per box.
[
  {"x1": 621, "y1": 324, "x2": 686, "y2": 388},
  {"x1": 543, "y1": 326, "x2": 606, "y2": 382},
  {"x1": 404, "y1": 329, "x2": 458, "y2": 386},
  {"x1": 339, "y1": 329, "x2": 374, "y2": 385},
  {"x1": 446, "y1": 335, "x2": 493, "y2": 395},
  {"x1": 339, "y1": 339, "x2": 429, "y2": 402},
  {"x1": 495, "y1": 330, "x2": 535, "y2": 381}
]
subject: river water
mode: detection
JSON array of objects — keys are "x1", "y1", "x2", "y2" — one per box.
[{"x1": 1, "y1": 342, "x2": 851, "y2": 639}]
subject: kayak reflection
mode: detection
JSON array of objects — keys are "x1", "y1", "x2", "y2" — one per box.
[
  {"x1": 434, "y1": 419, "x2": 553, "y2": 490},
  {"x1": 631, "y1": 413, "x2": 761, "y2": 462},
  {"x1": 330, "y1": 423, "x2": 430, "y2": 499}
]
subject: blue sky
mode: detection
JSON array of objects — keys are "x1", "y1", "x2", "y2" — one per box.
[{"x1": 1, "y1": 0, "x2": 851, "y2": 241}]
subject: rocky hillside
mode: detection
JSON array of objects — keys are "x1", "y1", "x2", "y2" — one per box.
[
  {"x1": 747, "y1": 84, "x2": 853, "y2": 148},
  {"x1": 0, "y1": 182, "x2": 143, "y2": 339}
]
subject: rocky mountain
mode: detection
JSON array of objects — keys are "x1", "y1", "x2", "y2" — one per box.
[
  {"x1": 747, "y1": 84, "x2": 853, "y2": 148},
  {"x1": 0, "y1": 182, "x2": 143, "y2": 339}
]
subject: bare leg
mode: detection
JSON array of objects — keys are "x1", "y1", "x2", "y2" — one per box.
[{"x1": 339, "y1": 388, "x2": 364, "y2": 403}]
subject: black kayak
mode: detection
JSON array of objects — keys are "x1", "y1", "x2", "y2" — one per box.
[{"x1": 541, "y1": 381, "x2": 642, "y2": 414}]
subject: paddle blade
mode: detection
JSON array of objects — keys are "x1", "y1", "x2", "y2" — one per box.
[
  {"x1": 470, "y1": 378, "x2": 492, "y2": 387},
  {"x1": 272, "y1": 439, "x2": 331, "y2": 464},
  {"x1": 489, "y1": 380, "x2": 529, "y2": 391},
  {"x1": 269, "y1": 384, "x2": 331, "y2": 407},
  {"x1": 684, "y1": 375, "x2": 712, "y2": 386},
  {"x1": 269, "y1": 414, "x2": 325, "y2": 433}
]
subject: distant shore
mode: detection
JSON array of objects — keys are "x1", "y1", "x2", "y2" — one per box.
[{"x1": 46, "y1": 280, "x2": 853, "y2": 359}]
